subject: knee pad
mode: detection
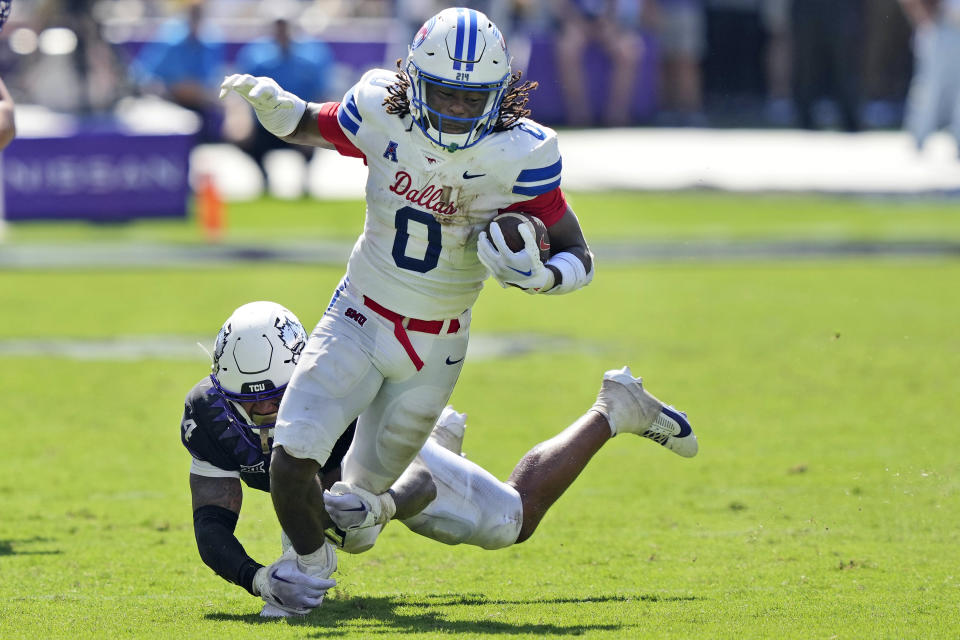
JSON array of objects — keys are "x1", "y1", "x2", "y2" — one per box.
[{"x1": 400, "y1": 440, "x2": 522, "y2": 550}]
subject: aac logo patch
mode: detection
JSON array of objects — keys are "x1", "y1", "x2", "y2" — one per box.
[{"x1": 383, "y1": 141, "x2": 399, "y2": 163}]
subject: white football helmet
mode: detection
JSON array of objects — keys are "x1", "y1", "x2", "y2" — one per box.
[
  {"x1": 405, "y1": 7, "x2": 512, "y2": 151},
  {"x1": 210, "y1": 301, "x2": 307, "y2": 429}
]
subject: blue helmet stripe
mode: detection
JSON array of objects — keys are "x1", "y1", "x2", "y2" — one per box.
[
  {"x1": 466, "y1": 9, "x2": 478, "y2": 71},
  {"x1": 453, "y1": 10, "x2": 466, "y2": 71},
  {"x1": 516, "y1": 158, "x2": 563, "y2": 183},
  {"x1": 512, "y1": 178, "x2": 561, "y2": 197}
]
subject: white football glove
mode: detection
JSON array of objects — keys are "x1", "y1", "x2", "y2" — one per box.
[
  {"x1": 324, "y1": 481, "x2": 397, "y2": 531},
  {"x1": 252, "y1": 549, "x2": 336, "y2": 616},
  {"x1": 477, "y1": 223, "x2": 553, "y2": 293},
  {"x1": 219, "y1": 73, "x2": 306, "y2": 138}
]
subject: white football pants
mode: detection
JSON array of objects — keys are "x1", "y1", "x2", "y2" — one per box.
[
  {"x1": 275, "y1": 277, "x2": 470, "y2": 494},
  {"x1": 338, "y1": 438, "x2": 523, "y2": 553}
]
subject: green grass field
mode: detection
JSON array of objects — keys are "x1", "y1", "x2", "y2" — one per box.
[{"x1": 2, "y1": 192, "x2": 959, "y2": 638}]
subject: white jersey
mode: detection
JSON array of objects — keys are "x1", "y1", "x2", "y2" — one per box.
[{"x1": 322, "y1": 68, "x2": 566, "y2": 320}]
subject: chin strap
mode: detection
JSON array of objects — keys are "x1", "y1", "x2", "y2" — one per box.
[{"x1": 259, "y1": 428, "x2": 272, "y2": 454}]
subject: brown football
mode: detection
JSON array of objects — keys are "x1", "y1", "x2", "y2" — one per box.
[{"x1": 485, "y1": 212, "x2": 551, "y2": 262}]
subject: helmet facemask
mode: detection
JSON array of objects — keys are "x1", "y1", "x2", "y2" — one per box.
[
  {"x1": 407, "y1": 64, "x2": 508, "y2": 151},
  {"x1": 209, "y1": 374, "x2": 286, "y2": 430}
]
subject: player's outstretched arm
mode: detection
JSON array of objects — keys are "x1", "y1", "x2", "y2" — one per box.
[{"x1": 190, "y1": 474, "x2": 265, "y2": 596}]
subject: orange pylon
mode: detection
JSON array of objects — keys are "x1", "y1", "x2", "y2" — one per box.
[{"x1": 197, "y1": 173, "x2": 226, "y2": 242}]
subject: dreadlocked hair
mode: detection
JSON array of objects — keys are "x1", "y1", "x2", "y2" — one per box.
[
  {"x1": 494, "y1": 71, "x2": 538, "y2": 132},
  {"x1": 383, "y1": 59, "x2": 411, "y2": 118},
  {"x1": 382, "y1": 61, "x2": 539, "y2": 131}
]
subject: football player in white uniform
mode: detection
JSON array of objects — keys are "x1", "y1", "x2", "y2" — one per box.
[
  {"x1": 219, "y1": 7, "x2": 683, "y2": 572},
  {"x1": 185, "y1": 301, "x2": 697, "y2": 617}
]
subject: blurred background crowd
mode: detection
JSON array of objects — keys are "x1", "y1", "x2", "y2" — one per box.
[{"x1": 0, "y1": 0, "x2": 958, "y2": 212}]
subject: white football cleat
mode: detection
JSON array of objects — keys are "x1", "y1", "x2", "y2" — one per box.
[
  {"x1": 429, "y1": 405, "x2": 467, "y2": 455},
  {"x1": 592, "y1": 366, "x2": 698, "y2": 458}
]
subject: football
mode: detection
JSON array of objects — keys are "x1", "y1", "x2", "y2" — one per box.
[{"x1": 485, "y1": 212, "x2": 551, "y2": 262}]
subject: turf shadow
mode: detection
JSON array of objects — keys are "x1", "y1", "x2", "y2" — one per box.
[
  {"x1": 0, "y1": 537, "x2": 62, "y2": 556},
  {"x1": 422, "y1": 593, "x2": 702, "y2": 606},
  {"x1": 207, "y1": 591, "x2": 700, "y2": 634}
]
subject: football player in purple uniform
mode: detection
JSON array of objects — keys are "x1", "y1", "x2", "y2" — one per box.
[
  {"x1": 182, "y1": 302, "x2": 340, "y2": 616},
  {"x1": 218, "y1": 7, "x2": 695, "y2": 602}
]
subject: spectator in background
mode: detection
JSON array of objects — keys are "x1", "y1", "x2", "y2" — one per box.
[
  {"x1": 233, "y1": 11, "x2": 335, "y2": 191},
  {"x1": 702, "y1": 0, "x2": 766, "y2": 108},
  {"x1": 900, "y1": 0, "x2": 960, "y2": 153},
  {"x1": 0, "y1": 76, "x2": 15, "y2": 149},
  {"x1": 860, "y1": 0, "x2": 911, "y2": 129},
  {"x1": 553, "y1": 0, "x2": 648, "y2": 127},
  {"x1": 511, "y1": 0, "x2": 554, "y2": 34},
  {"x1": 33, "y1": 0, "x2": 128, "y2": 114},
  {"x1": 654, "y1": 0, "x2": 707, "y2": 126},
  {"x1": 789, "y1": 0, "x2": 863, "y2": 132},
  {"x1": 131, "y1": 0, "x2": 225, "y2": 141},
  {"x1": 760, "y1": 0, "x2": 792, "y2": 125}
]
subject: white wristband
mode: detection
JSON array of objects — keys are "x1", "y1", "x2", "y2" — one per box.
[{"x1": 544, "y1": 251, "x2": 594, "y2": 295}]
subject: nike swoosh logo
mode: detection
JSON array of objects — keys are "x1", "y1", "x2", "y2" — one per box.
[
  {"x1": 539, "y1": 238, "x2": 550, "y2": 251},
  {"x1": 462, "y1": 171, "x2": 486, "y2": 179},
  {"x1": 445, "y1": 356, "x2": 464, "y2": 365},
  {"x1": 508, "y1": 267, "x2": 533, "y2": 277},
  {"x1": 661, "y1": 406, "x2": 692, "y2": 438},
  {"x1": 341, "y1": 507, "x2": 367, "y2": 512},
  {"x1": 271, "y1": 569, "x2": 294, "y2": 584}
]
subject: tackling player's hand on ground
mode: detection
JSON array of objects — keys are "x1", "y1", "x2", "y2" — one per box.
[
  {"x1": 478, "y1": 223, "x2": 554, "y2": 293},
  {"x1": 252, "y1": 551, "x2": 336, "y2": 615},
  {"x1": 219, "y1": 73, "x2": 306, "y2": 138},
  {"x1": 323, "y1": 481, "x2": 397, "y2": 530}
]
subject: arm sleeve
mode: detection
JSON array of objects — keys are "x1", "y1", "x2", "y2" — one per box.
[
  {"x1": 193, "y1": 504, "x2": 263, "y2": 596},
  {"x1": 499, "y1": 187, "x2": 568, "y2": 227}
]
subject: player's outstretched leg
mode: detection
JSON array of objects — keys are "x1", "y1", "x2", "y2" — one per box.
[{"x1": 591, "y1": 366, "x2": 698, "y2": 458}]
